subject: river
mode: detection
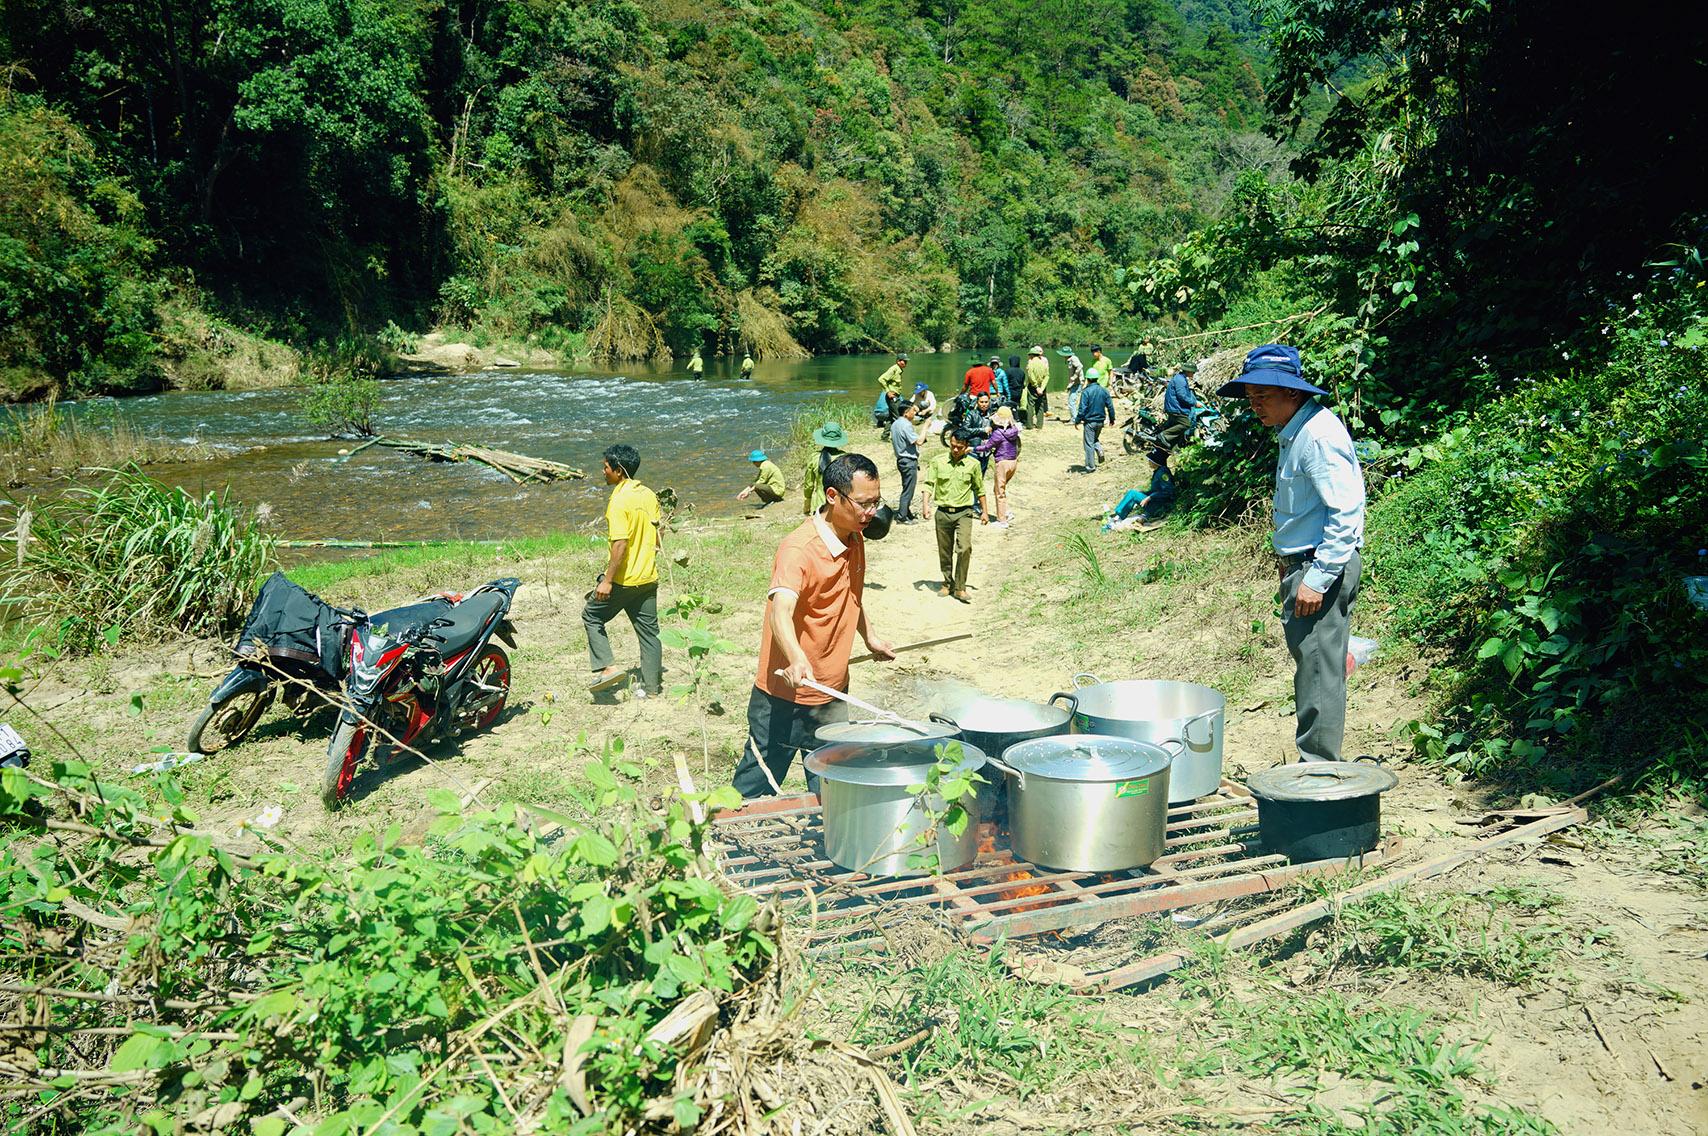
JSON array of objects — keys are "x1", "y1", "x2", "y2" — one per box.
[{"x1": 74, "y1": 350, "x2": 1117, "y2": 544}]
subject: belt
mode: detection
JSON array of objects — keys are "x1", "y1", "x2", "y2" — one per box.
[
  {"x1": 938, "y1": 503, "x2": 976, "y2": 513},
  {"x1": 1277, "y1": 548, "x2": 1316, "y2": 571}
]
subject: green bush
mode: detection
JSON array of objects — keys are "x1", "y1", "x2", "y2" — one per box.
[
  {"x1": 296, "y1": 339, "x2": 385, "y2": 437},
  {"x1": 0, "y1": 468, "x2": 275, "y2": 652}
]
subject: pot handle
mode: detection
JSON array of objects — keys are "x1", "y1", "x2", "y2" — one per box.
[
  {"x1": 983, "y1": 754, "x2": 1025, "y2": 790},
  {"x1": 1047, "y1": 691, "x2": 1080, "y2": 716},
  {"x1": 1069, "y1": 671, "x2": 1102, "y2": 689},
  {"x1": 927, "y1": 713, "x2": 962, "y2": 730},
  {"x1": 1156, "y1": 736, "x2": 1186, "y2": 763}
]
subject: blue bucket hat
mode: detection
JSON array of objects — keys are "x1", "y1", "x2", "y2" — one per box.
[
  {"x1": 1216, "y1": 344, "x2": 1329, "y2": 398},
  {"x1": 749, "y1": 449, "x2": 767, "y2": 462}
]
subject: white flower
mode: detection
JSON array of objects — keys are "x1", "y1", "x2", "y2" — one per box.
[{"x1": 246, "y1": 805, "x2": 284, "y2": 830}]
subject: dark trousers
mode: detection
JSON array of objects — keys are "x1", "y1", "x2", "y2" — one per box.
[
  {"x1": 1280, "y1": 550, "x2": 1362, "y2": 763},
  {"x1": 582, "y1": 581, "x2": 662, "y2": 694},
  {"x1": 733, "y1": 685, "x2": 850, "y2": 798},
  {"x1": 751, "y1": 484, "x2": 783, "y2": 507},
  {"x1": 1159, "y1": 412, "x2": 1191, "y2": 452},
  {"x1": 935, "y1": 505, "x2": 975, "y2": 592},
  {"x1": 1028, "y1": 389, "x2": 1047, "y2": 430},
  {"x1": 896, "y1": 458, "x2": 919, "y2": 520}
]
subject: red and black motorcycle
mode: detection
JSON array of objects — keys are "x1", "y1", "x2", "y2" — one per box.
[{"x1": 322, "y1": 578, "x2": 519, "y2": 807}]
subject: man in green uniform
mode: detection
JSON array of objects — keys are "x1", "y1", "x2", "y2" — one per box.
[
  {"x1": 1024, "y1": 345, "x2": 1050, "y2": 431},
  {"x1": 737, "y1": 449, "x2": 786, "y2": 507},
  {"x1": 876, "y1": 352, "x2": 909, "y2": 421},
  {"x1": 922, "y1": 429, "x2": 989, "y2": 603},
  {"x1": 741, "y1": 351, "x2": 755, "y2": 378},
  {"x1": 802, "y1": 422, "x2": 848, "y2": 514},
  {"x1": 686, "y1": 348, "x2": 704, "y2": 376}
]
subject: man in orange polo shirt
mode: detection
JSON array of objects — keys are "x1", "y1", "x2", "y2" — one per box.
[{"x1": 733, "y1": 453, "x2": 897, "y2": 797}]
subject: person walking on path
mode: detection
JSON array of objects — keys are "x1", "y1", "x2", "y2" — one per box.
[
  {"x1": 737, "y1": 449, "x2": 786, "y2": 507},
  {"x1": 1102, "y1": 448, "x2": 1175, "y2": 531},
  {"x1": 1216, "y1": 344, "x2": 1366, "y2": 763},
  {"x1": 962, "y1": 356, "x2": 996, "y2": 398},
  {"x1": 741, "y1": 351, "x2": 755, "y2": 378},
  {"x1": 1024, "y1": 345, "x2": 1050, "y2": 430},
  {"x1": 584, "y1": 444, "x2": 663, "y2": 698},
  {"x1": 1073, "y1": 365, "x2": 1115, "y2": 473},
  {"x1": 890, "y1": 400, "x2": 922, "y2": 523},
  {"x1": 801, "y1": 422, "x2": 848, "y2": 515},
  {"x1": 687, "y1": 347, "x2": 704, "y2": 377},
  {"x1": 1061, "y1": 347, "x2": 1085, "y2": 421},
  {"x1": 876, "y1": 353, "x2": 909, "y2": 421},
  {"x1": 733, "y1": 454, "x2": 896, "y2": 797},
  {"x1": 1160, "y1": 361, "x2": 1199, "y2": 452},
  {"x1": 976, "y1": 405, "x2": 1022, "y2": 526},
  {"x1": 923, "y1": 430, "x2": 989, "y2": 603}
]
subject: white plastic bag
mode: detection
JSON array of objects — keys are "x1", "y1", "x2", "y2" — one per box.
[{"x1": 1346, "y1": 635, "x2": 1379, "y2": 676}]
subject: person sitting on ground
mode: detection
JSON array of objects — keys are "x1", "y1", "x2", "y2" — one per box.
[
  {"x1": 801, "y1": 422, "x2": 848, "y2": 515},
  {"x1": 584, "y1": 444, "x2": 663, "y2": 698},
  {"x1": 910, "y1": 382, "x2": 939, "y2": 434},
  {"x1": 975, "y1": 405, "x2": 1022, "y2": 527},
  {"x1": 963, "y1": 355, "x2": 996, "y2": 397},
  {"x1": 732, "y1": 454, "x2": 896, "y2": 798},
  {"x1": 1102, "y1": 449, "x2": 1176, "y2": 531},
  {"x1": 737, "y1": 449, "x2": 786, "y2": 507}
]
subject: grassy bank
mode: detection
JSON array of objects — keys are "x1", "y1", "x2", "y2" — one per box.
[{"x1": 0, "y1": 398, "x2": 216, "y2": 485}]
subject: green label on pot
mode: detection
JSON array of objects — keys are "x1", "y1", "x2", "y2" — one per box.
[{"x1": 1115, "y1": 778, "x2": 1151, "y2": 798}]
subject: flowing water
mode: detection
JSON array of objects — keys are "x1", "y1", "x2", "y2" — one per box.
[{"x1": 69, "y1": 351, "x2": 1087, "y2": 545}]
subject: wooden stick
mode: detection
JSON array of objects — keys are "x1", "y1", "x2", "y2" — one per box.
[{"x1": 847, "y1": 632, "x2": 974, "y2": 665}]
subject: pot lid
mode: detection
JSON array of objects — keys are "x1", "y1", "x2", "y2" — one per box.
[
  {"x1": 815, "y1": 718, "x2": 958, "y2": 745},
  {"x1": 940, "y1": 696, "x2": 1071, "y2": 735},
  {"x1": 1244, "y1": 761, "x2": 1398, "y2": 802},
  {"x1": 804, "y1": 738, "x2": 987, "y2": 787},
  {"x1": 1001, "y1": 735, "x2": 1171, "y2": 782}
]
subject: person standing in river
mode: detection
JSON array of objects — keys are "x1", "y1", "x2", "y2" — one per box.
[
  {"x1": 1024, "y1": 345, "x2": 1050, "y2": 430},
  {"x1": 733, "y1": 454, "x2": 896, "y2": 797},
  {"x1": 1217, "y1": 344, "x2": 1365, "y2": 764},
  {"x1": 584, "y1": 444, "x2": 663, "y2": 699},
  {"x1": 741, "y1": 351, "x2": 755, "y2": 379},
  {"x1": 686, "y1": 347, "x2": 704, "y2": 377}
]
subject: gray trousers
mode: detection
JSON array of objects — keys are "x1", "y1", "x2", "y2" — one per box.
[
  {"x1": 734, "y1": 685, "x2": 850, "y2": 798},
  {"x1": 1280, "y1": 550, "x2": 1361, "y2": 762},
  {"x1": 582, "y1": 581, "x2": 662, "y2": 694},
  {"x1": 1082, "y1": 423, "x2": 1103, "y2": 471}
]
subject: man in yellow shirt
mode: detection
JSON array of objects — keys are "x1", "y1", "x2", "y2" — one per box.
[{"x1": 585, "y1": 444, "x2": 663, "y2": 697}]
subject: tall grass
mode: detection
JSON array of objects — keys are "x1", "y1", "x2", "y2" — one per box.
[
  {"x1": 776, "y1": 396, "x2": 872, "y2": 466},
  {"x1": 2, "y1": 468, "x2": 275, "y2": 652},
  {"x1": 1, "y1": 396, "x2": 214, "y2": 482}
]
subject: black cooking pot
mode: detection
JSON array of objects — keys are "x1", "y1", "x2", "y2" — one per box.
[
  {"x1": 1244, "y1": 760, "x2": 1398, "y2": 862},
  {"x1": 930, "y1": 694, "x2": 1077, "y2": 823}
]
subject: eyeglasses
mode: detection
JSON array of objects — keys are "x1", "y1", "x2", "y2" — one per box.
[{"x1": 848, "y1": 496, "x2": 883, "y2": 514}]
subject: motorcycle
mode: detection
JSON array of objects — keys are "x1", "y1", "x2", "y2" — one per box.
[
  {"x1": 322, "y1": 578, "x2": 519, "y2": 807},
  {"x1": 1120, "y1": 400, "x2": 1226, "y2": 455},
  {"x1": 187, "y1": 572, "x2": 359, "y2": 754}
]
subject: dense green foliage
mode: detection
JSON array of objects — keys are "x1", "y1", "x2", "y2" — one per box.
[
  {"x1": 1131, "y1": 4, "x2": 1708, "y2": 783},
  {"x1": 2, "y1": 0, "x2": 1270, "y2": 387},
  {"x1": 0, "y1": 753, "x2": 771, "y2": 1132}
]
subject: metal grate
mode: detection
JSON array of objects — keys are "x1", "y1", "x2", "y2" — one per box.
[{"x1": 710, "y1": 782, "x2": 1397, "y2": 954}]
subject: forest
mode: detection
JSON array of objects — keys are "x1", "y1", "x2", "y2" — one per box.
[{"x1": 0, "y1": 0, "x2": 1269, "y2": 394}]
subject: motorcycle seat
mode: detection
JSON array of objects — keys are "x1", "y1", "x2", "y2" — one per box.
[{"x1": 428, "y1": 592, "x2": 506, "y2": 654}]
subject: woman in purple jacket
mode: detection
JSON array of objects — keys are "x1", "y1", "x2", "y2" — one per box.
[{"x1": 976, "y1": 405, "x2": 1022, "y2": 527}]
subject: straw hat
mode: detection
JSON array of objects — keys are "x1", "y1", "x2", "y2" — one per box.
[{"x1": 992, "y1": 405, "x2": 1015, "y2": 427}]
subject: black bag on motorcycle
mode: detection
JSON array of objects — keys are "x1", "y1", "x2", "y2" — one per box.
[{"x1": 236, "y1": 572, "x2": 351, "y2": 679}]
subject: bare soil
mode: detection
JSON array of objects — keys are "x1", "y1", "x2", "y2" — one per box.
[{"x1": 13, "y1": 413, "x2": 1706, "y2": 1132}]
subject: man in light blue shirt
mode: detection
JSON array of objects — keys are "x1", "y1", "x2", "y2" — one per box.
[{"x1": 1218, "y1": 344, "x2": 1366, "y2": 763}]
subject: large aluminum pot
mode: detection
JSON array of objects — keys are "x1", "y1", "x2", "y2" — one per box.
[
  {"x1": 804, "y1": 739, "x2": 986, "y2": 876},
  {"x1": 814, "y1": 717, "x2": 960, "y2": 746},
  {"x1": 1056, "y1": 674, "x2": 1224, "y2": 803},
  {"x1": 928, "y1": 694, "x2": 1076, "y2": 824},
  {"x1": 1002, "y1": 734, "x2": 1174, "y2": 871}
]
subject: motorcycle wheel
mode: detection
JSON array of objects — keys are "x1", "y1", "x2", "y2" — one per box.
[
  {"x1": 1121, "y1": 428, "x2": 1144, "y2": 455},
  {"x1": 186, "y1": 686, "x2": 275, "y2": 754},
  {"x1": 322, "y1": 718, "x2": 371, "y2": 809},
  {"x1": 460, "y1": 645, "x2": 511, "y2": 731}
]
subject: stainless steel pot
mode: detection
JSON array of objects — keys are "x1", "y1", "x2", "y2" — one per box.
[
  {"x1": 1002, "y1": 734, "x2": 1174, "y2": 871},
  {"x1": 1056, "y1": 674, "x2": 1224, "y2": 803},
  {"x1": 814, "y1": 717, "x2": 960, "y2": 746},
  {"x1": 804, "y1": 739, "x2": 987, "y2": 876},
  {"x1": 928, "y1": 695, "x2": 1076, "y2": 824}
]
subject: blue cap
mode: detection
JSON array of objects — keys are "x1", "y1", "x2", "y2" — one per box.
[
  {"x1": 1216, "y1": 344, "x2": 1329, "y2": 397},
  {"x1": 913, "y1": 381, "x2": 928, "y2": 393},
  {"x1": 749, "y1": 449, "x2": 767, "y2": 462}
]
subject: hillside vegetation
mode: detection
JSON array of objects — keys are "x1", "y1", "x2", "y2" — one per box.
[{"x1": 1, "y1": 0, "x2": 1267, "y2": 393}]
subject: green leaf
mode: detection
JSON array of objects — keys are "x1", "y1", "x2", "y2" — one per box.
[
  {"x1": 109, "y1": 1031, "x2": 165, "y2": 1073},
  {"x1": 254, "y1": 1119, "x2": 287, "y2": 1136},
  {"x1": 1476, "y1": 637, "x2": 1504, "y2": 660}
]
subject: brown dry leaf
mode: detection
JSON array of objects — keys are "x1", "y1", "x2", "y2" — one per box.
[{"x1": 558, "y1": 1013, "x2": 598, "y2": 1116}]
